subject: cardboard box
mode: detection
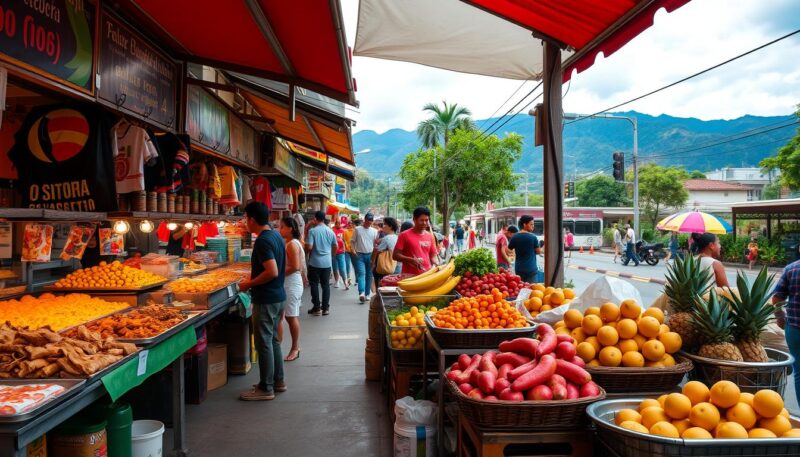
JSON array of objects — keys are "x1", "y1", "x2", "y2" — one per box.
[{"x1": 207, "y1": 343, "x2": 228, "y2": 391}]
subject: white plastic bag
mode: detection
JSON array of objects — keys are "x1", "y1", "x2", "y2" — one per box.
[
  {"x1": 534, "y1": 276, "x2": 645, "y2": 324},
  {"x1": 394, "y1": 396, "x2": 437, "y2": 427},
  {"x1": 394, "y1": 397, "x2": 438, "y2": 457}
]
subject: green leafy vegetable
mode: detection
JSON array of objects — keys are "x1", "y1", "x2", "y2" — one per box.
[{"x1": 454, "y1": 248, "x2": 498, "y2": 277}]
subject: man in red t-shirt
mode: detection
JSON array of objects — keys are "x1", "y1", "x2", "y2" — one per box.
[{"x1": 393, "y1": 207, "x2": 439, "y2": 275}]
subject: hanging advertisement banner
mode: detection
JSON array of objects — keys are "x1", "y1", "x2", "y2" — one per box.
[
  {"x1": 97, "y1": 11, "x2": 178, "y2": 128},
  {"x1": 186, "y1": 84, "x2": 230, "y2": 152},
  {"x1": 272, "y1": 140, "x2": 302, "y2": 184},
  {"x1": 0, "y1": 0, "x2": 96, "y2": 94},
  {"x1": 229, "y1": 112, "x2": 258, "y2": 166}
]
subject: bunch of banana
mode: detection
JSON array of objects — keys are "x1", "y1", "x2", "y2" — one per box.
[{"x1": 398, "y1": 261, "x2": 460, "y2": 305}]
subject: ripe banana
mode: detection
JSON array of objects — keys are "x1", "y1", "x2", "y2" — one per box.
[
  {"x1": 397, "y1": 261, "x2": 455, "y2": 292},
  {"x1": 401, "y1": 275, "x2": 461, "y2": 305}
]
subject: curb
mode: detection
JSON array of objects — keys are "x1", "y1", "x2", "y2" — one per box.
[{"x1": 568, "y1": 264, "x2": 666, "y2": 285}]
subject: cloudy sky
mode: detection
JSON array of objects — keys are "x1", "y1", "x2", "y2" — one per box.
[{"x1": 340, "y1": 0, "x2": 800, "y2": 134}]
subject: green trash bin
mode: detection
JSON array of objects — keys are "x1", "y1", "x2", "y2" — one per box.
[{"x1": 89, "y1": 401, "x2": 133, "y2": 457}]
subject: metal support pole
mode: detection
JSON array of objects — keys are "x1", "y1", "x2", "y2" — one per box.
[
  {"x1": 172, "y1": 355, "x2": 188, "y2": 457},
  {"x1": 432, "y1": 153, "x2": 437, "y2": 227},
  {"x1": 632, "y1": 118, "x2": 640, "y2": 240},
  {"x1": 542, "y1": 42, "x2": 564, "y2": 287},
  {"x1": 525, "y1": 171, "x2": 529, "y2": 206}
]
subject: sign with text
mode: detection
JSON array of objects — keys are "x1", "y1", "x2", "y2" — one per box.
[
  {"x1": 272, "y1": 140, "x2": 302, "y2": 183},
  {"x1": 186, "y1": 84, "x2": 230, "y2": 152},
  {"x1": 0, "y1": 0, "x2": 96, "y2": 93},
  {"x1": 97, "y1": 11, "x2": 177, "y2": 128}
]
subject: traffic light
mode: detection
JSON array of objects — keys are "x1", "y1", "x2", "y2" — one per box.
[
  {"x1": 564, "y1": 182, "x2": 570, "y2": 198},
  {"x1": 563, "y1": 181, "x2": 575, "y2": 198},
  {"x1": 612, "y1": 151, "x2": 625, "y2": 181}
]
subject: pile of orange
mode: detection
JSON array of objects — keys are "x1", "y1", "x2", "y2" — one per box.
[
  {"x1": 523, "y1": 284, "x2": 575, "y2": 318},
  {"x1": 615, "y1": 380, "x2": 797, "y2": 439},
  {"x1": 431, "y1": 289, "x2": 529, "y2": 329},
  {"x1": 54, "y1": 261, "x2": 166, "y2": 289},
  {"x1": 0, "y1": 293, "x2": 128, "y2": 331},
  {"x1": 168, "y1": 274, "x2": 236, "y2": 294},
  {"x1": 555, "y1": 300, "x2": 682, "y2": 368}
]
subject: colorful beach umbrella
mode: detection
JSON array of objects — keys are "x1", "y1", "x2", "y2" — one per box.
[{"x1": 656, "y1": 210, "x2": 733, "y2": 235}]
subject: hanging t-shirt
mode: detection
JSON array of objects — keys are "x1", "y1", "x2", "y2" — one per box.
[
  {"x1": 217, "y1": 165, "x2": 240, "y2": 205},
  {"x1": 207, "y1": 163, "x2": 221, "y2": 200},
  {"x1": 9, "y1": 104, "x2": 118, "y2": 211},
  {"x1": 153, "y1": 133, "x2": 191, "y2": 193},
  {"x1": 113, "y1": 122, "x2": 159, "y2": 193},
  {"x1": 241, "y1": 174, "x2": 253, "y2": 203},
  {"x1": 234, "y1": 168, "x2": 243, "y2": 203},
  {"x1": 252, "y1": 176, "x2": 273, "y2": 209}
]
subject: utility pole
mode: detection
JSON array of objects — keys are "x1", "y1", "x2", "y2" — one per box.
[
  {"x1": 432, "y1": 152, "x2": 437, "y2": 227},
  {"x1": 631, "y1": 117, "x2": 639, "y2": 240},
  {"x1": 525, "y1": 170, "x2": 529, "y2": 206}
]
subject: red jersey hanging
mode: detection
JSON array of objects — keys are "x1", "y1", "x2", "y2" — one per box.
[{"x1": 9, "y1": 104, "x2": 118, "y2": 211}]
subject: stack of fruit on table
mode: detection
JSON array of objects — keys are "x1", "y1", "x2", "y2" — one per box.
[
  {"x1": 606, "y1": 380, "x2": 799, "y2": 439},
  {"x1": 379, "y1": 273, "x2": 414, "y2": 287},
  {"x1": 387, "y1": 304, "x2": 440, "y2": 349},
  {"x1": 431, "y1": 290, "x2": 530, "y2": 330},
  {"x1": 52, "y1": 261, "x2": 166, "y2": 289},
  {"x1": 167, "y1": 274, "x2": 237, "y2": 294},
  {"x1": 397, "y1": 261, "x2": 459, "y2": 305},
  {"x1": 0, "y1": 293, "x2": 128, "y2": 331},
  {"x1": 455, "y1": 269, "x2": 532, "y2": 299},
  {"x1": 524, "y1": 284, "x2": 575, "y2": 318}
]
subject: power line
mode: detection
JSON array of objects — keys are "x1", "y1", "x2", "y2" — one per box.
[
  {"x1": 477, "y1": 79, "x2": 532, "y2": 131},
  {"x1": 477, "y1": 82, "x2": 543, "y2": 140},
  {"x1": 565, "y1": 28, "x2": 800, "y2": 125}
]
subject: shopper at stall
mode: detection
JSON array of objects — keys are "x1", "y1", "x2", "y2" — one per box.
[
  {"x1": 454, "y1": 224, "x2": 465, "y2": 253},
  {"x1": 332, "y1": 219, "x2": 349, "y2": 289},
  {"x1": 612, "y1": 224, "x2": 623, "y2": 263},
  {"x1": 352, "y1": 213, "x2": 379, "y2": 303},
  {"x1": 747, "y1": 235, "x2": 760, "y2": 270},
  {"x1": 393, "y1": 207, "x2": 439, "y2": 275},
  {"x1": 565, "y1": 228, "x2": 574, "y2": 259},
  {"x1": 622, "y1": 224, "x2": 640, "y2": 267},
  {"x1": 279, "y1": 217, "x2": 306, "y2": 362},
  {"x1": 496, "y1": 223, "x2": 513, "y2": 270},
  {"x1": 467, "y1": 225, "x2": 477, "y2": 250},
  {"x1": 305, "y1": 211, "x2": 338, "y2": 316},
  {"x1": 771, "y1": 246, "x2": 800, "y2": 404},
  {"x1": 665, "y1": 231, "x2": 681, "y2": 264},
  {"x1": 508, "y1": 215, "x2": 540, "y2": 283},
  {"x1": 372, "y1": 217, "x2": 399, "y2": 288},
  {"x1": 342, "y1": 220, "x2": 355, "y2": 287},
  {"x1": 692, "y1": 232, "x2": 729, "y2": 287},
  {"x1": 239, "y1": 202, "x2": 286, "y2": 401},
  {"x1": 165, "y1": 225, "x2": 187, "y2": 256},
  {"x1": 292, "y1": 212, "x2": 306, "y2": 242}
]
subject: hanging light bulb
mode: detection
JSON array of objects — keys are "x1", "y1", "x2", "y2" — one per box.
[
  {"x1": 184, "y1": 221, "x2": 194, "y2": 230},
  {"x1": 167, "y1": 222, "x2": 178, "y2": 231},
  {"x1": 113, "y1": 220, "x2": 130, "y2": 234},
  {"x1": 217, "y1": 220, "x2": 226, "y2": 229},
  {"x1": 139, "y1": 220, "x2": 154, "y2": 233}
]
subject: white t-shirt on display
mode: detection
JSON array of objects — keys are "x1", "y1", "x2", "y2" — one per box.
[{"x1": 113, "y1": 122, "x2": 159, "y2": 193}]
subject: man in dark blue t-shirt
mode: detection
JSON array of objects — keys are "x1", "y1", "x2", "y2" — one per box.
[
  {"x1": 508, "y1": 215, "x2": 541, "y2": 283},
  {"x1": 239, "y1": 202, "x2": 286, "y2": 401},
  {"x1": 455, "y1": 225, "x2": 465, "y2": 253}
]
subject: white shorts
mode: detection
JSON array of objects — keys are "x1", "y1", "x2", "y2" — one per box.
[{"x1": 284, "y1": 273, "x2": 303, "y2": 317}]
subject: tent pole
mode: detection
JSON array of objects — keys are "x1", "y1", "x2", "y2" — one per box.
[{"x1": 542, "y1": 42, "x2": 564, "y2": 287}]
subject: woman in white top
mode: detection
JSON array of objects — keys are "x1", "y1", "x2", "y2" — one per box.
[
  {"x1": 372, "y1": 217, "x2": 399, "y2": 289},
  {"x1": 279, "y1": 216, "x2": 307, "y2": 362},
  {"x1": 692, "y1": 232, "x2": 729, "y2": 288}
]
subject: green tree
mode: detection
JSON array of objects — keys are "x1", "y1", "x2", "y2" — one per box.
[
  {"x1": 575, "y1": 175, "x2": 629, "y2": 207},
  {"x1": 502, "y1": 193, "x2": 544, "y2": 207},
  {"x1": 762, "y1": 181, "x2": 782, "y2": 200},
  {"x1": 689, "y1": 170, "x2": 707, "y2": 179},
  {"x1": 760, "y1": 106, "x2": 800, "y2": 189},
  {"x1": 633, "y1": 164, "x2": 689, "y2": 227},
  {"x1": 416, "y1": 101, "x2": 475, "y2": 148},
  {"x1": 349, "y1": 170, "x2": 394, "y2": 214},
  {"x1": 399, "y1": 130, "x2": 522, "y2": 235}
]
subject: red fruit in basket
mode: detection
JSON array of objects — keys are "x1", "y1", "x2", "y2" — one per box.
[
  {"x1": 484, "y1": 395, "x2": 498, "y2": 402},
  {"x1": 479, "y1": 357, "x2": 498, "y2": 377},
  {"x1": 508, "y1": 360, "x2": 537, "y2": 382},
  {"x1": 465, "y1": 271, "x2": 473, "y2": 278},
  {"x1": 512, "y1": 355, "x2": 557, "y2": 392},
  {"x1": 478, "y1": 371, "x2": 497, "y2": 394},
  {"x1": 482, "y1": 350, "x2": 498, "y2": 365},
  {"x1": 470, "y1": 368, "x2": 481, "y2": 386},
  {"x1": 498, "y1": 338, "x2": 539, "y2": 358},
  {"x1": 570, "y1": 356, "x2": 586, "y2": 368},
  {"x1": 495, "y1": 352, "x2": 532, "y2": 368},
  {"x1": 496, "y1": 362, "x2": 512, "y2": 377},
  {"x1": 500, "y1": 388, "x2": 525, "y2": 402},
  {"x1": 451, "y1": 362, "x2": 460, "y2": 371},
  {"x1": 467, "y1": 388, "x2": 484, "y2": 400},
  {"x1": 537, "y1": 334, "x2": 558, "y2": 358},
  {"x1": 556, "y1": 334, "x2": 574, "y2": 344},
  {"x1": 494, "y1": 378, "x2": 511, "y2": 396},
  {"x1": 551, "y1": 383, "x2": 568, "y2": 400},
  {"x1": 566, "y1": 383, "x2": 580, "y2": 400},
  {"x1": 457, "y1": 354, "x2": 472, "y2": 370},
  {"x1": 447, "y1": 370, "x2": 462, "y2": 381},
  {"x1": 528, "y1": 385, "x2": 553, "y2": 401},
  {"x1": 548, "y1": 374, "x2": 567, "y2": 387},
  {"x1": 458, "y1": 383, "x2": 474, "y2": 395},
  {"x1": 555, "y1": 341, "x2": 577, "y2": 360},
  {"x1": 455, "y1": 354, "x2": 482, "y2": 384},
  {"x1": 579, "y1": 381, "x2": 601, "y2": 398},
  {"x1": 555, "y1": 359, "x2": 592, "y2": 386}
]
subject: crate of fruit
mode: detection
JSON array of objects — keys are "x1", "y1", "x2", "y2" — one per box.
[
  {"x1": 384, "y1": 297, "x2": 452, "y2": 366},
  {"x1": 587, "y1": 381, "x2": 800, "y2": 457}
]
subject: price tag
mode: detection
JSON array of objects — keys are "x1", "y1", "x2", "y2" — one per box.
[
  {"x1": 137, "y1": 350, "x2": 149, "y2": 376},
  {"x1": 227, "y1": 285, "x2": 236, "y2": 296}
]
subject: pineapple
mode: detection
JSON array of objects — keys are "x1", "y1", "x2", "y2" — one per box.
[
  {"x1": 691, "y1": 289, "x2": 744, "y2": 362},
  {"x1": 727, "y1": 267, "x2": 784, "y2": 362},
  {"x1": 664, "y1": 254, "x2": 714, "y2": 350}
]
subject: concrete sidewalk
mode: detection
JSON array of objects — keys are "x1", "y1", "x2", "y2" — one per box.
[{"x1": 171, "y1": 285, "x2": 391, "y2": 457}]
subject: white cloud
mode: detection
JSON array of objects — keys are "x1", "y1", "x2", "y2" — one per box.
[{"x1": 341, "y1": 0, "x2": 800, "y2": 133}]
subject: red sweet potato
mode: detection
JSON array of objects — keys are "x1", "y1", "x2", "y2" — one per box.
[
  {"x1": 467, "y1": 388, "x2": 484, "y2": 400},
  {"x1": 451, "y1": 362, "x2": 460, "y2": 371},
  {"x1": 494, "y1": 378, "x2": 511, "y2": 396},
  {"x1": 550, "y1": 383, "x2": 568, "y2": 400},
  {"x1": 495, "y1": 352, "x2": 532, "y2": 368},
  {"x1": 477, "y1": 371, "x2": 497, "y2": 394},
  {"x1": 507, "y1": 360, "x2": 537, "y2": 381},
  {"x1": 457, "y1": 354, "x2": 472, "y2": 370},
  {"x1": 482, "y1": 350, "x2": 497, "y2": 365},
  {"x1": 458, "y1": 383, "x2": 473, "y2": 395},
  {"x1": 555, "y1": 359, "x2": 592, "y2": 386},
  {"x1": 528, "y1": 384, "x2": 553, "y2": 401},
  {"x1": 497, "y1": 363, "x2": 514, "y2": 380},
  {"x1": 499, "y1": 388, "x2": 524, "y2": 402},
  {"x1": 483, "y1": 395, "x2": 498, "y2": 402},
  {"x1": 511, "y1": 355, "x2": 557, "y2": 392},
  {"x1": 455, "y1": 354, "x2": 482, "y2": 384},
  {"x1": 470, "y1": 368, "x2": 481, "y2": 386},
  {"x1": 556, "y1": 334, "x2": 574, "y2": 344},
  {"x1": 548, "y1": 374, "x2": 567, "y2": 387},
  {"x1": 498, "y1": 338, "x2": 539, "y2": 357},
  {"x1": 570, "y1": 356, "x2": 586, "y2": 368},
  {"x1": 536, "y1": 324, "x2": 558, "y2": 357},
  {"x1": 565, "y1": 383, "x2": 580, "y2": 400},
  {"x1": 446, "y1": 369, "x2": 462, "y2": 381},
  {"x1": 579, "y1": 381, "x2": 601, "y2": 398},
  {"x1": 478, "y1": 356, "x2": 498, "y2": 377},
  {"x1": 555, "y1": 341, "x2": 577, "y2": 360}
]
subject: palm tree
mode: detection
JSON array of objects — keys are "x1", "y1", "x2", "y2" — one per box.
[{"x1": 416, "y1": 101, "x2": 474, "y2": 148}]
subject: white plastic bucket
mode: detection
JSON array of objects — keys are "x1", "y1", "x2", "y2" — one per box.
[
  {"x1": 394, "y1": 422, "x2": 437, "y2": 457},
  {"x1": 131, "y1": 420, "x2": 164, "y2": 457}
]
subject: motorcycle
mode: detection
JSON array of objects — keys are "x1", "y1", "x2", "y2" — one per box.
[{"x1": 635, "y1": 240, "x2": 664, "y2": 266}]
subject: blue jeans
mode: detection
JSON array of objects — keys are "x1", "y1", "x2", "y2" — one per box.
[
  {"x1": 334, "y1": 253, "x2": 349, "y2": 279},
  {"x1": 456, "y1": 239, "x2": 465, "y2": 252},
  {"x1": 254, "y1": 301, "x2": 285, "y2": 392},
  {"x1": 784, "y1": 324, "x2": 800, "y2": 406},
  {"x1": 354, "y1": 253, "x2": 373, "y2": 297},
  {"x1": 517, "y1": 270, "x2": 537, "y2": 284},
  {"x1": 623, "y1": 242, "x2": 639, "y2": 266}
]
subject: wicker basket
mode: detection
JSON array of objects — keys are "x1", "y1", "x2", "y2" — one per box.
[
  {"x1": 586, "y1": 356, "x2": 693, "y2": 393},
  {"x1": 424, "y1": 314, "x2": 535, "y2": 349},
  {"x1": 588, "y1": 398, "x2": 800, "y2": 457},
  {"x1": 447, "y1": 378, "x2": 605, "y2": 430},
  {"x1": 680, "y1": 348, "x2": 795, "y2": 396}
]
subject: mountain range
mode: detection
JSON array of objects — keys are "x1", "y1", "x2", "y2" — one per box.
[{"x1": 353, "y1": 111, "x2": 797, "y2": 190}]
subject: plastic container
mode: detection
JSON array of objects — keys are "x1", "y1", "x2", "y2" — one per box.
[
  {"x1": 393, "y1": 397, "x2": 437, "y2": 457},
  {"x1": 104, "y1": 402, "x2": 133, "y2": 457},
  {"x1": 132, "y1": 420, "x2": 164, "y2": 457},
  {"x1": 50, "y1": 416, "x2": 107, "y2": 457}
]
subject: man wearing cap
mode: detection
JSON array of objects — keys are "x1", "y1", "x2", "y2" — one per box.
[
  {"x1": 305, "y1": 211, "x2": 338, "y2": 315},
  {"x1": 352, "y1": 213, "x2": 379, "y2": 303}
]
